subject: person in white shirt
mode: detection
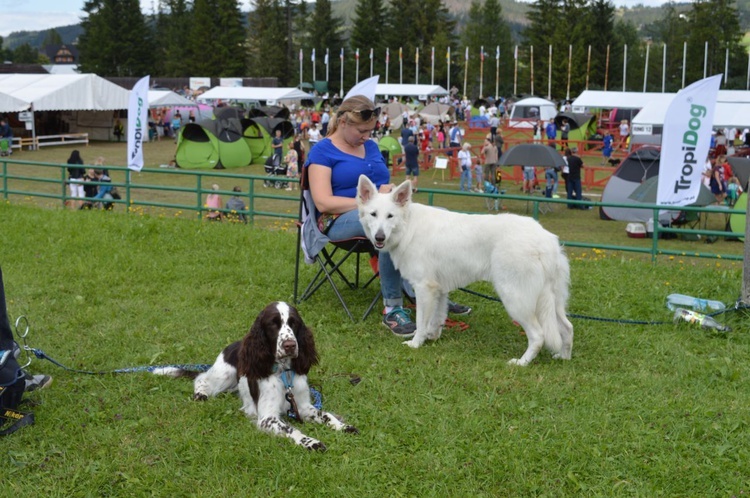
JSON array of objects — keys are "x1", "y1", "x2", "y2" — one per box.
[{"x1": 308, "y1": 126, "x2": 321, "y2": 146}]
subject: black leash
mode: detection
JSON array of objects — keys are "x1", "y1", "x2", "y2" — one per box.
[{"x1": 457, "y1": 287, "x2": 747, "y2": 327}]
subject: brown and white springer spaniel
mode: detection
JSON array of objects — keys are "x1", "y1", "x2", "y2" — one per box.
[{"x1": 153, "y1": 301, "x2": 358, "y2": 451}]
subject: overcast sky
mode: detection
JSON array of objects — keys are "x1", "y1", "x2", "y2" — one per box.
[{"x1": 1, "y1": 0, "x2": 673, "y2": 38}]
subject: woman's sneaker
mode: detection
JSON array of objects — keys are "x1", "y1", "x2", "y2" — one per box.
[
  {"x1": 382, "y1": 307, "x2": 416, "y2": 338},
  {"x1": 448, "y1": 301, "x2": 472, "y2": 315}
]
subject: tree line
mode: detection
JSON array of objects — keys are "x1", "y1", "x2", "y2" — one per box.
[{"x1": 2, "y1": 0, "x2": 747, "y2": 101}]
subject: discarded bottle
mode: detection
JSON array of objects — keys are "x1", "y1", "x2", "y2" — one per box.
[
  {"x1": 673, "y1": 308, "x2": 731, "y2": 332},
  {"x1": 666, "y1": 293, "x2": 726, "y2": 312}
]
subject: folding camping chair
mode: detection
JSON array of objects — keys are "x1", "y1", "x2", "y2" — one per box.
[{"x1": 293, "y1": 165, "x2": 381, "y2": 322}]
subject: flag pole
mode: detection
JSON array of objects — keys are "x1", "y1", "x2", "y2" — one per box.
[
  {"x1": 463, "y1": 46, "x2": 468, "y2": 98},
  {"x1": 622, "y1": 44, "x2": 627, "y2": 91},
  {"x1": 513, "y1": 45, "x2": 518, "y2": 96},
  {"x1": 312, "y1": 48, "x2": 316, "y2": 83},
  {"x1": 661, "y1": 44, "x2": 666, "y2": 92},
  {"x1": 586, "y1": 45, "x2": 591, "y2": 90},
  {"x1": 703, "y1": 41, "x2": 708, "y2": 79},
  {"x1": 548, "y1": 44, "x2": 552, "y2": 99},
  {"x1": 566, "y1": 44, "x2": 572, "y2": 100},
  {"x1": 682, "y1": 41, "x2": 687, "y2": 89},
  {"x1": 495, "y1": 46, "x2": 499, "y2": 100},
  {"x1": 299, "y1": 49, "x2": 303, "y2": 87},
  {"x1": 325, "y1": 48, "x2": 330, "y2": 84},
  {"x1": 415, "y1": 47, "x2": 419, "y2": 84},
  {"x1": 431, "y1": 46, "x2": 435, "y2": 85},
  {"x1": 399, "y1": 47, "x2": 403, "y2": 84},
  {"x1": 530, "y1": 45, "x2": 534, "y2": 96},
  {"x1": 643, "y1": 41, "x2": 650, "y2": 92},
  {"x1": 605, "y1": 45, "x2": 610, "y2": 91},
  {"x1": 725, "y1": 47, "x2": 729, "y2": 87},
  {"x1": 370, "y1": 48, "x2": 374, "y2": 78},
  {"x1": 355, "y1": 48, "x2": 360, "y2": 84},
  {"x1": 386, "y1": 48, "x2": 390, "y2": 84},
  {"x1": 479, "y1": 46, "x2": 484, "y2": 98},
  {"x1": 447, "y1": 47, "x2": 451, "y2": 92},
  {"x1": 340, "y1": 48, "x2": 344, "y2": 96}
]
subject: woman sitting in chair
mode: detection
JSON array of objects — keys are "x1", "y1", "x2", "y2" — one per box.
[{"x1": 307, "y1": 95, "x2": 470, "y2": 338}]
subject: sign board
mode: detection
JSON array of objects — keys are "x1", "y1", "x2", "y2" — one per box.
[
  {"x1": 18, "y1": 111, "x2": 33, "y2": 122},
  {"x1": 219, "y1": 78, "x2": 242, "y2": 87},
  {"x1": 189, "y1": 77, "x2": 211, "y2": 91},
  {"x1": 632, "y1": 124, "x2": 653, "y2": 135},
  {"x1": 434, "y1": 157, "x2": 448, "y2": 170}
]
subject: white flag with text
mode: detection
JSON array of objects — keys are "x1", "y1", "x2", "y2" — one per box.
[
  {"x1": 127, "y1": 75, "x2": 150, "y2": 172},
  {"x1": 656, "y1": 74, "x2": 721, "y2": 206}
]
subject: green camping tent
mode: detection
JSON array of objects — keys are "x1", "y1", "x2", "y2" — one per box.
[
  {"x1": 175, "y1": 123, "x2": 220, "y2": 169},
  {"x1": 241, "y1": 116, "x2": 295, "y2": 165}
]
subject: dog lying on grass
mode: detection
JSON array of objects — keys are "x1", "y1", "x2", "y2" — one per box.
[{"x1": 153, "y1": 301, "x2": 358, "y2": 451}]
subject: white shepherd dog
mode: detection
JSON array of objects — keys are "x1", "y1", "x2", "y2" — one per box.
[{"x1": 356, "y1": 175, "x2": 573, "y2": 366}]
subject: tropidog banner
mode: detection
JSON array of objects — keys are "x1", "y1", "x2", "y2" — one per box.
[{"x1": 127, "y1": 75, "x2": 150, "y2": 172}]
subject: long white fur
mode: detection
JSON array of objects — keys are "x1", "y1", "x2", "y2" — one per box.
[{"x1": 356, "y1": 176, "x2": 573, "y2": 366}]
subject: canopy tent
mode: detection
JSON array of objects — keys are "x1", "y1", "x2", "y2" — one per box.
[
  {"x1": 148, "y1": 90, "x2": 198, "y2": 108},
  {"x1": 0, "y1": 73, "x2": 130, "y2": 144},
  {"x1": 0, "y1": 73, "x2": 129, "y2": 112},
  {"x1": 418, "y1": 102, "x2": 454, "y2": 125},
  {"x1": 197, "y1": 87, "x2": 312, "y2": 103},
  {"x1": 508, "y1": 97, "x2": 557, "y2": 128},
  {"x1": 571, "y1": 90, "x2": 674, "y2": 112},
  {"x1": 631, "y1": 91, "x2": 750, "y2": 146},
  {"x1": 0, "y1": 91, "x2": 27, "y2": 113},
  {"x1": 374, "y1": 84, "x2": 449, "y2": 98}
]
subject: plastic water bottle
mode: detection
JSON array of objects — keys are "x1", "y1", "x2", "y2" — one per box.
[
  {"x1": 666, "y1": 294, "x2": 726, "y2": 312},
  {"x1": 673, "y1": 308, "x2": 731, "y2": 332}
]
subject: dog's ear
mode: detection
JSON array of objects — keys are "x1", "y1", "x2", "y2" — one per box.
[
  {"x1": 237, "y1": 308, "x2": 275, "y2": 382},
  {"x1": 356, "y1": 175, "x2": 377, "y2": 206},
  {"x1": 291, "y1": 308, "x2": 318, "y2": 375},
  {"x1": 392, "y1": 180, "x2": 412, "y2": 207}
]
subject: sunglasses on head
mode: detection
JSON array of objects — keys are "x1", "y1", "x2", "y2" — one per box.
[{"x1": 349, "y1": 107, "x2": 381, "y2": 121}]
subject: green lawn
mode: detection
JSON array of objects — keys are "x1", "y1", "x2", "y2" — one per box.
[{"x1": 1, "y1": 202, "x2": 748, "y2": 496}]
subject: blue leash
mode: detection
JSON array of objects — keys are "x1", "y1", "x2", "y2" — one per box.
[{"x1": 27, "y1": 347, "x2": 324, "y2": 413}]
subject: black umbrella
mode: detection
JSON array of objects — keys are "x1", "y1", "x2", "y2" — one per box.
[{"x1": 498, "y1": 144, "x2": 567, "y2": 168}]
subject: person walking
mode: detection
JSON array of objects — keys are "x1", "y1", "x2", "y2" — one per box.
[{"x1": 564, "y1": 148, "x2": 584, "y2": 208}]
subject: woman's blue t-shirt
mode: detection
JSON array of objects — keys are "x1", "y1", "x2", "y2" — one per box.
[{"x1": 307, "y1": 138, "x2": 390, "y2": 199}]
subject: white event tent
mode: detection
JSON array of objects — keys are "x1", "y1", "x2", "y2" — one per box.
[
  {"x1": 0, "y1": 73, "x2": 131, "y2": 143},
  {"x1": 375, "y1": 84, "x2": 448, "y2": 99},
  {"x1": 148, "y1": 90, "x2": 198, "y2": 108},
  {"x1": 197, "y1": 86, "x2": 312, "y2": 103},
  {"x1": 0, "y1": 73, "x2": 129, "y2": 112},
  {"x1": 570, "y1": 90, "x2": 675, "y2": 112},
  {"x1": 631, "y1": 90, "x2": 750, "y2": 145}
]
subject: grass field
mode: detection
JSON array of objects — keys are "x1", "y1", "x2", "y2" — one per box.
[{"x1": 1, "y1": 197, "x2": 748, "y2": 496}]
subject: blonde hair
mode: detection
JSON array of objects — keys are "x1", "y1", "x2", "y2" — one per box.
[{"x1": 327, "y1": 95, "x2": 378, "y2": 137}]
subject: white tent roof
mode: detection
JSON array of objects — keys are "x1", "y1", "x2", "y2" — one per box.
[
  {"x1": 0, "y1": 91, "x2": 28, "y2": 113},
  {"x1": 632, "y1": 90, "x2": 750, "y2": 128},
  {"x1": 571, "y1": 90, "x2": 675, "y2": 110},
  {"x1": 375, "y1": 84, "x2": 448, "y2": 97},
  {"x1": 197, "y1": 86, "x2": 312, "y2": 102},
  {"x1": 0, "y1": 73, "x2": 130, "y2": 112},
  {"x1": 509, "y1": 97, "x2": 557, "y2": 122},
  {"x1": 148, "y1": 90, "x2": 198, "y2": 108}
]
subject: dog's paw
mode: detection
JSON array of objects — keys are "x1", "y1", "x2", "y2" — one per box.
[
  {"x1": 507, "y1": 358, "x2": 529, "y2": 366},
  {"x1": 402, "y1": 339, "x2": 422, "y2": 348},
  {"x1": 552, "y1": 353, "x2": 571, "y2": 360},
  {"x1": 192, "y1": 392, "x2": 209, "y2": 401},
  {"x1": 302, "y1": 438, "x2": 327, "y2": 452},
  {"x1": 343, "y1": 425, "x2": 360, "y2": 434}
]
